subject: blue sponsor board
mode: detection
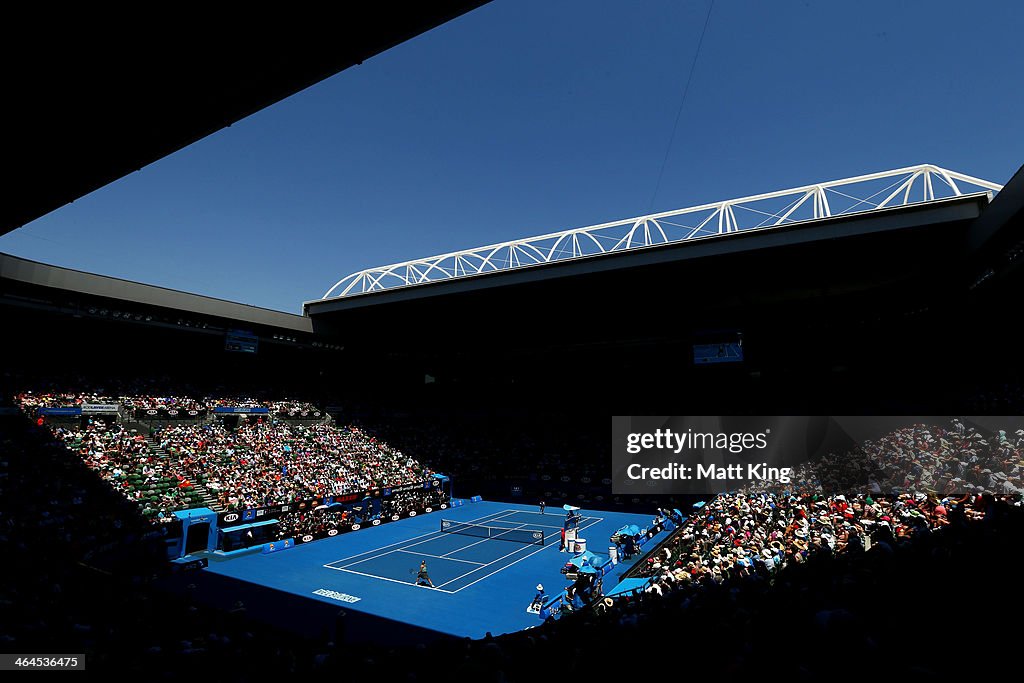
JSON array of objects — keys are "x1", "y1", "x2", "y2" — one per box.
[
  {"x1": 37, "y1": 407, "x2": 83, "y2": 416},
  {"x1": 212, "y1": 407, "x2": 270, "y2": 414},
  {"x1": 262, "y1": 538, "x2": 294, "y2": 554}
]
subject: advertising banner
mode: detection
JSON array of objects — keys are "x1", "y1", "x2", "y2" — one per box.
[
  {"x1": 37, "y1": 407, "x2": 82, "y2": 416},
  {"x1": 218, "y1": 480, "x2": 441, "y2": 527},
  {"x1": 134, "y1": 408, "x2": 206, "y2": 420},
  {"x1": 81, "y1": 403, "x2": 120, "y2": 414},
  {"x1": 262, "y1": 538, "x2": 294, "y2": 554},
  {"x1": 277, "y1": 410, "x2": 323, "y2": 419}
]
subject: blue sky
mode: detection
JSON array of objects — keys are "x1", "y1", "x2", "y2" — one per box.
[{"x1": 3, "y1": 0, "x2": 1022, "y2": 313}]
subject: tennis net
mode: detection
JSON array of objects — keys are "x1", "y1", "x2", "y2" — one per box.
[{"x1": 439, "y1": 519, "x2": 545, "y2": 545}]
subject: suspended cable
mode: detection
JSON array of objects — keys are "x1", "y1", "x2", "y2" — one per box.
[{"x1": 648, "y1": 0, "x2": 716, "y2": 213}]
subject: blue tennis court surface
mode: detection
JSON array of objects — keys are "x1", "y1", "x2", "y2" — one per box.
[{"x1": 198, "y1": 501, "x2": 666, "y2": 638}]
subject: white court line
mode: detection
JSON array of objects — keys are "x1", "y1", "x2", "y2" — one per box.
[
  {"x1": 433, "y1": 517, "x2": 603, "y2": 590},
  {"x1": 322, "y1": 509, "x2": 518, "y2": 569},
  {"x1": 324, "y1": 508, "x2": 517, "y2": 566},
  {"x1": 320, "y1": 508, "x2": 607, "y2": 594},
  {"x1": 435, "y1": 541, "x2": 541, "y2": 589},
  {"x1": 450, "y1": 517, "x2": 604, "y2": 594},
  {"x1": 334, "y1": 510, "x2": 521, "y2": 568},
  {"x1": 440, "y1": 523, "x2": 529, "y2": 557},
  {"x1": 395, "y1": 549, "x2": 485, "y2": 565},
  {"x1": 323, "y1": 564, "x2": 456, "y2": 594}
]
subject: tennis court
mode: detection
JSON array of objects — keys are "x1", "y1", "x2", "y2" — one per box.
[
  {"x1": 195, "y1": 500, "x2": 666, "y2": 639},
  {"x1": 324, "y1": 508, "x2": 602, "y2": 593}
]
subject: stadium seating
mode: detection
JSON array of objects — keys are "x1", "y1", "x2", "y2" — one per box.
[{"x1": 15, "y1": 392, "x2": 432, "y2": 516}]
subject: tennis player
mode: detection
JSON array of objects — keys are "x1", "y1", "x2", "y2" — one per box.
[{"x1": 415, "y1": 560, "x2": 434, "y2": 588}]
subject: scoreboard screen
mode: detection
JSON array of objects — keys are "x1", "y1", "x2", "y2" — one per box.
[{"x1": 225, "y1": 329, "x2": 258, "y2": 354}]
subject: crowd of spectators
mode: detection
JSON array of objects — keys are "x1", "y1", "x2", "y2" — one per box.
[
  {"x1": 203, "y1": 396, "x2": 265, "y2": 408},
  {"x1": 121, "y1": 395, "x2": 205, "y2": 411},
  {"x1": 384, "y1": 487, "x2": 447, "y2": 517},
  {"x1": 50, "y1": 420, "x2": 199, "y2": 522},
  {"x1": 15, "y1": 390, "x2": 320, "y2": 415},
  {"x1": 812, "y1": 420, "x2": 1024, "y2": 497},
  {"x1": 628, "y1": 420, "x2": 1023, "y2": 601},
  {"x1": 267, "y1": 400, "x2": 321, "y2": 415},
  {"x1": 15, "y1": 390, "x2": 114, "y2": 409},
  {"x1": 276, "y1": 507, "x2": 356, "y2": 541},
  {"x1": 155, "y1": 422, "x2": 431, "y2": 510},
  {"x1": 12, "y1": 389, "x2": 433, "y2": 517},
  {"x1": 276, "y1": 487, "x2": 447, "y2": 540}
]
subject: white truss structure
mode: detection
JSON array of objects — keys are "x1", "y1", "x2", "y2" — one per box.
[{"x1": 321, "y1": 164, "x2": 1002, "y2": 300}]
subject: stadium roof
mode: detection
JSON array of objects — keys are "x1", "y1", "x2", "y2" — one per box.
[
  {"x1": 0, "y1": 252, "x2": 311, "y2": 333},
  {"x1": 0, "y1": 3, "x2": 490, "y2": 238},
  {"x1": 304, "y1": 190, "x2": 994, "y2": 321},
  {"x1": 317, "y1": 164, "x2": 1003, "y2": 302}
]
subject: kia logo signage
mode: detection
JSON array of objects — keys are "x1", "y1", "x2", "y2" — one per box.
[
  {"x1": 223, "y1": 513, "x2": 239, "y2": 523},
  {"x1": 188, "y1": 410, "x2": 198, "y2": 416},
  {"x1": 372, "y1": 519, "x2": 381, "y2": 526},
  {"x1": 168, "y1": 410, "x2": 178, "y2": 416},
  {"x1": 146, "y1": 410, "x2": 157, "y2": 415},
  {"x1": 302, "y1": 535, "x2": 313, "y2": 543},
  {"x1": 351, "y1": 524, "x2": 361, "y2": 531},
  {"x1": 440, "y1": 504, "x2": 448, "y2": 509},
  {"x1": 391, "y1": 514, "x2": 400, "y2": 521},
  {"x1": 425, "y1": 507, "x2": 433, "y2": 513},
  {"x1": 327, "y1": 529, "x2": 338, "y2": 536},
  {"x1": 408, "y1": 511, "x2": 417, "y2": 517}
]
